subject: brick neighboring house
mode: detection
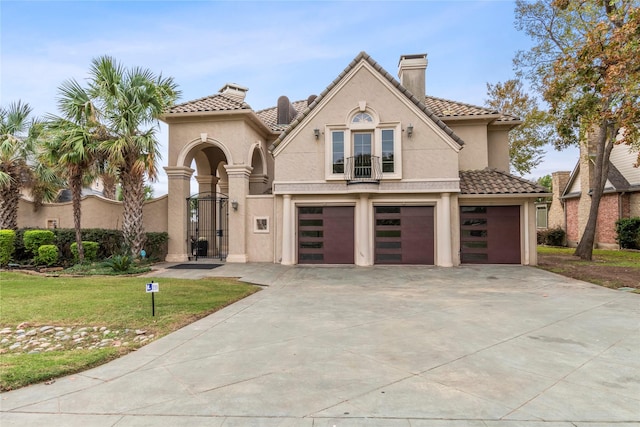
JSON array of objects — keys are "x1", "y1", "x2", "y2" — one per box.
[{"x1": 550, "y1": 139, "x2": 640, "y2": 249}]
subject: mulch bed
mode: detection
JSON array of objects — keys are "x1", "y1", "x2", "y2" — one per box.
[{"x1": 537, "y1": 254, "x2": 640, "y2": 289}]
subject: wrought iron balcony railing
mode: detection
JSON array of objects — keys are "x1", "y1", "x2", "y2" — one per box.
[{"x1": 344, "y1": 155, "x2": 382, "y2": 183}]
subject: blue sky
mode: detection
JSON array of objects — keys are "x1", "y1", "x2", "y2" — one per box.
[{"x1": 1, "y1": 0, "x2": 577, "y2": 195}]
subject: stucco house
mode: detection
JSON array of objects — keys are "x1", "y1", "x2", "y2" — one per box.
[
  {"x1": 548, "y1": 140, "x2": 640, "y2": 248},
  {"x1": 159, "y1": 52, "x2": 548, "y2": 266}
]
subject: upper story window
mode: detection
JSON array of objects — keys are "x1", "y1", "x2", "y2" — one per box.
[
  {"x1": 352, "y1": 112, "x2": 373, "y2": 123},
  {"x1": 325, "y1": 107, "x2": 402, "y2": 181}
]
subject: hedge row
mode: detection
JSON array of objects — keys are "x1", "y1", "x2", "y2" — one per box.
[{"x1": 4, "y1": 228, "x2": 168, "y2": 265}]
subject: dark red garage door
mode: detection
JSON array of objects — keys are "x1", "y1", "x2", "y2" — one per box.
[
  {"x1": 375, "y1": 206, "x2": 434, "y2": 264},
  {"x1": 460, "y1": 206, "x2": 521, "y2": 264},
  {"x1": 298, "y1": 206, "x2": 354, "y2": 264}
]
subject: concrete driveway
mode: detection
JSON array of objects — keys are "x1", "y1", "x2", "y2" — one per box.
[{"x1": 1, "y1": 264, "x2": 639, "y2": 426}]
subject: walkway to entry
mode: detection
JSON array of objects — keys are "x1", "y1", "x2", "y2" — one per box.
[{"x1": 2, "y1": 264, "x2": 638, "y2": 426}]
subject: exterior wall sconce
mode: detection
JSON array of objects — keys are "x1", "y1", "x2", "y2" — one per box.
[
  {"x1": 314, "y1": 128, "x2": 320, "y2": 139},
  {"x1": 231, "y1": 200, "x2": 239, "y2": 211},
  {"x1": 407, "y1": 124, "x2": 414, "y2": 138}
]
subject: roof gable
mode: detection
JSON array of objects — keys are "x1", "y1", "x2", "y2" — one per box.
[{"x1": 270, "y1": 51, "x2": 465, "y2": 152}]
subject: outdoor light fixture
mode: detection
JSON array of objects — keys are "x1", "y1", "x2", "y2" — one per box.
[
  {"x1": 231, "y1": 200, "x2": 239, "y2": 211},
  {"x1": 407, "y1": 124, "x2": 414, "y2": 138},
  {"x1": 314, "y1": 128, "x2": 320, "y2": 139}
]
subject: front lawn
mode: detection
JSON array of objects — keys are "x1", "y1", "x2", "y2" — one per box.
[
  {"x1": 0, "y1": 272, "x2": 259, "y2": 391},
  {"x1": 537, "y1": 246, "x2": 640, "y2": 290}
]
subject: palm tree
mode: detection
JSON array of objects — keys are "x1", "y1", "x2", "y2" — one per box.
[
  {"x1": 0, "y1": 101, "x2": 59, "y2": 230},
  {"x1": 88, "y1": 56, "x2": 179, "y2": 257},
  {"x1": 41, "y1": 79, "x2": 102, "y2": 262}
]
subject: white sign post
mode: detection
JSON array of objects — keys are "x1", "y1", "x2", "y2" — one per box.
[{"x1": 146, "y1": 281, "x2": 159, "y2": 316}]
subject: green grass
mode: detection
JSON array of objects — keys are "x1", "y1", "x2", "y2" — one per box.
[
  {"x1": 0, "y1": 273, "x2": 259, "y2": 390},
  {"x1": 538, "y1": 246, "x2": 640, "y2": 267}
]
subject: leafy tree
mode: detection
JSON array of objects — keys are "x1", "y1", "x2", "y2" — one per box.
[
  {"x1": 88, "y1": 56, "x2": 179, "y2": 257},
  {"x1": 0, "y1": 101, "x2": 60, "y2": 229},
  {"x1": 41, "y1": 79, "x2": 103, "y2": 263},
  {"x1": 537, "y1": 174, "x2": 553, "y2": 192},
  {"x1": 485, "y1": 79, "x2": 554, "y2": 175},
  {"x1": 515, "y1": 0, "x2": 640, "y2": 260}
]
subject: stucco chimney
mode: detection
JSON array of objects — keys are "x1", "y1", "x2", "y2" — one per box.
[
  {"x1": 219, "y1": 83, "x2": 249, "y2": 100},
  {"x1": 398, "y1": 53, "x2": 428, "y2": 99},
  {"x1": 277, "y1": 96, "x2": 297, "y2": 125}
]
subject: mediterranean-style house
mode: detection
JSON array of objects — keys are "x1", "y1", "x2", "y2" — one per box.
[
  {"x1": 548, "y1": 140, "x2": 640, "y2": 248},
  {"x1": 159, "y1": 52, "x2": 548, "y2": 266}
]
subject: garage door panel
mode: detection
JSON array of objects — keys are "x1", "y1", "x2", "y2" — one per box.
[
  {"x1": 298, "y1": 206, "x2": 354, "y2": 264},
  {"x1": 460, "y1": 206, "x2": 520, "y2": 264},
  {"x1": 375, "y1": 206, "x2": 434, "y2": 265}
]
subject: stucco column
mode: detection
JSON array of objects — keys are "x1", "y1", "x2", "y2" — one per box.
[
  {"x1": 195, "y1": 175, "x2": 219, "y2": 195},
  {"x1": 356, "y1": 193, "x2": 371, "y2": 266},
  {"x1": 224, "y1": 165, "x2": 252, "y2": 263},
  {"x1": 164, "y1": 166, "x2": 194, "y2": 262},
  {"x1": 281, "y1": 194, "x2": 294, "y2": 265},
  {"x1": 437, "y1": 192, "x2": 453, "y2": 267}
]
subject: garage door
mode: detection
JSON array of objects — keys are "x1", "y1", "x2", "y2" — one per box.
[
  {"x1": 375, "y1": 206, "x2": 434, "y2": 264},
  {"x1": 460, "y1": 206, "x2": 521, "y2": 264},
  {"x1": 298, "y1": 206, "x2": 354, "y2": 264}
]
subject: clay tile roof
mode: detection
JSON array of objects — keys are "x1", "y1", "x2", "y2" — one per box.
[
  {"x1": 424, "y1": 95, "x2": 518, "y2": 122},
  {"x1": 256, "y1": 100, "x2": 309, "y2": 132},
  {"x1": 459, "y1": 169, "x2": 549, "y2": 195},
  {"x1": 167, "y1": 92, "x2": 251, "y2": 114}
]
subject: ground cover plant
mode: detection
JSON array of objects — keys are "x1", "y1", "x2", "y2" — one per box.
[
  {"x1": 537, "y1": 246, "x2": 640, "y2": 291},
  {"x1": 0, "y1": 272, "x2": 259, "y2": 390}
]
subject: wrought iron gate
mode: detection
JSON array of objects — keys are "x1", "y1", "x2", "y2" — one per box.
[{"x1": 187, "y1": 192, "x2": 228, "y2": 261}]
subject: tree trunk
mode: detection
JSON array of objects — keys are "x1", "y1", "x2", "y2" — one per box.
[
  {"x1": 70, "y1": 170, "x2": 84, "y2": 263},
  {"x1": 101, "y1": 173, "x2": 117, "y2": 200},
  {"x1": 121, "y1": 168, "x2": 146, "y2": 258},
  {"x1": 0, "y1": 167, "x2": 20, "y2": 230},
  {"x1": 574, "y1": 123, "x2": 615, "y2": 260}
]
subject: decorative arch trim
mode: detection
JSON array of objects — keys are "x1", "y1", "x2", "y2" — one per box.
[
  {"x1": 176, "y1": 137, "x2": 233, "y2": 168},
  {"x1": 247, "y1": 141, "x2": 268, "y2": 175}
]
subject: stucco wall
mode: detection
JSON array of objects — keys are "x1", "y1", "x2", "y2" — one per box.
[
  {"x1": 245, "y1": 195, "x2": 275, "y2": 262},
  {"x1": 17, "y1": 195, "x2": 168, "y2": 233},
  {"x1": 451, "y1": 123, "x2": 489, "y2": 171},
  {"x1": 486, "y1": 128, "x2": 511, "y2": 172},
  {"x1": 274, "y1": 64, "x2": 459, "y2": 183}
]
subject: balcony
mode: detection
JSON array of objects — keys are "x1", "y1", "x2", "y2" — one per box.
[{"x1": 344, "y1": 155, "x2": 382, "y2": 184}]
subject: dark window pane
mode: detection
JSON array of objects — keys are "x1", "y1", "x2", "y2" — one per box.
[
  {"x1": 300, "y1": 242, "x2": 323, "y2": 249},
  {"x1": 376, "y1": 230, "x2": 401, "y2": 238},
  {"x1": 462, "y1": 241, "x2": 488, "y2": 249},
  {"x1": 462, "y1": 218, "x2": 487, "y2": 226},
  {"x1": 376, "y1": 241, "x2": 402, "y2": 249},
  {"x1": 300, "y1": 253, "x2": 324, "y2": 261},
  {"x1": 462, "y1": 230, "x2": 488, "y2": 238},
  {"x1": 376, "y1": 207, "x2": 401, "y2": 214},
  {"x1": 300, "y1": 230, "x2": 323, "y2": 238},
  {"x1": 376, "y1": 219, "x2": 401, "y2": 226},
  {"x1": 461, "y1": 253, "x2": 488, "y2": 262},
  {"x1": 461, "y1": 206, "x2": 487, "y2": 214},
  {"x1": 299, "y1": 207, "x2": 322, "y2": 215},
  {"x1": 377, "y1": 254, "x2": 402, "y2": 261},
  {"x1": 300, "y1": 219, "x2": 323, "y2": 227}
]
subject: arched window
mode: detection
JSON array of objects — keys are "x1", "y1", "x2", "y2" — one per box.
[{"x1": 352, "y1": 112, "x2": 373, "y2": 123}]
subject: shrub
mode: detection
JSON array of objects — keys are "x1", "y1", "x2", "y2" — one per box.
[
  {"x1": 23, "y1": 230, "x2": 55, "y2": 257},
  {"x1": 0, "y1": 230, "x2": 16, "y2": 266},
  {"x1": 538, "y1": 227, "x2": 566, "y2": 247},
  {"x1": 615, "y1": 217, "x2": 640, "y2": 249},
  {"x1": 104, "y1": 254, "x2": 132, "y2": 272},
  {"x1": 144, "y1": 232, "x2": 168, "y2": 260},
  {"x1": 35, "y1": 245, "x2": 59, "y2": 266},
  {"x1": 70, "y1": 241, "x2": 100, "y2": 262}
]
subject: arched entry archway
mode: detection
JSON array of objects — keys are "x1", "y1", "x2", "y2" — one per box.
[{"x1": 164, "y1": 136, "x2": 233, "y2": 262}]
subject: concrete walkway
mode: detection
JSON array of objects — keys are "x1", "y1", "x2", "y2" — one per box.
[{"x1": 1, "y1": 264, "x2": 639, "y2": 426}]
